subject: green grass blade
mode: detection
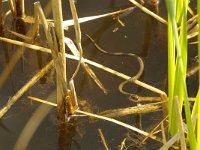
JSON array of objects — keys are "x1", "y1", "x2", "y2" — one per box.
[
  {"x1": 168, "y1": 12, "x2": 175, "y2": 134},
  {"x1": 165, "y1": 0, "x2": 197, "y2": 149}
]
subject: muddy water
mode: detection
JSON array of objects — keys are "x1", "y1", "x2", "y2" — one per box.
[{"x1": 0, "y1": 0, "x2": 197, "y2": 150}]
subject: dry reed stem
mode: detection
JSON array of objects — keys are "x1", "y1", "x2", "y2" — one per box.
[
  {"x1": 0, "y1": 36, "x2": 167, "y2": 96},
  {"x1": 0, "y1": 60, "x2": 53, "y2": 118},
  {"x1": 74, "y1": 111, "x2": 157, "y2": 140},
  {"x1": 188, "y1": 6, "x2": 195, "y2": 16},
  {"x1": 140, "y1": 116, "x2": 168, "y2": 146},
  {"x1": 62, "y1": 6, "x2": 135, "y2": 27},
  {"x1": 65, "y1": 37, "x2": 107, "y2": 93},
  {"x1": 29, "y1": 96, "x2": 158, "y2": 140},
  {"x1": 119, "y1": 138, "x2": 126, "y2": 150},
  {"x1": 67, "y1": 80, "x2": 79, "y2": 113},
  {"x1": 69, "y1": 0, "x2": 82, "y2": 80},
  {"x1": 129, "y1": 0, "x2": 167, "y2": 24},
  {"x1": 6, "y1": 29, "x2": 32, "y2": 41},
  {"x1": 0, "y1": 1, "x2": 51, "y2": 89},
  {"x1": 21, "y1": 6, "x2": 135, "y2": 28},
  {"x1": 38, "y1": 1, "x2": 67, "y2": 148},
  {"x1": 51, "y1": 0, "x2": 66, "y2": 80},
  {"x1": 34, "y1": 2, "x2": 67, "y2": 106},
  {"x1": 159, "y1": 134, "x2": 180, "y2": 150},
  {"x1": 98, "y1": 128, "x2": 110, "y2": 150},
  {"x1": 8, "y1": 0, "x2": 16, "y2": 16},
  {"x1": 159, "y1": 116, "x2": 198, "y2": 150},
  {"x1": 186, "y1": 63, "x2": 199, "y2": 77},
  {"x1": 28, "y1": 96, "x2": 57, "y2": 107},
  {"x1": 98, "y1": 102, "x2": 162, "y2": 118},
  {"x1": 161, "y1": 122, "x2": 168, "y2": 150},
  {"x1": 174, "y1": 96, "x2": 186, "y2": 150}
]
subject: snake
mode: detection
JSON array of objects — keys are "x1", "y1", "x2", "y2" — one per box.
[{"x1": 83, "y1": 33, "x2": 144, "y2": 101}]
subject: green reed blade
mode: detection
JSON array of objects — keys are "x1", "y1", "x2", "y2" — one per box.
[{"x1": 166, "y1": 0, "x2": 197, "y2": 149}]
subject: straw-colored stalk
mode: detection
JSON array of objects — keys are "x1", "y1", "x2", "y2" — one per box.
[
  {"x1": 34, "y1": 1, "x2": 67, "y2": 105},
  {"x1": 65, "y1": 37, "x2": 107, "y2": 93},
  {"x1": 161, "y1": 122, "x2": 168, "y2": 150},
  {"x1": 9, "y1": 0, "x2": 16, "y2": 16},
  {"x1": 140, "y1": 116, "x2": 168, "y2": 146},
  {"x1": 0, "y1": 36, "x2": 167, "y2": 97},
  {"x1": 22, "y1": 6, "x2": 135, "y2": 28},
  {"x1": 98, "y1": 129, "x2": 110, "y2": 150},
  {"x1": 0, "y1": 1, "x2": 51, "y2": 89},
  {"x1": 28, "y1": 96, "x2": 158, "y2": 140},
  {"x1": 98, "y1": 102, "x2": 162, "y2": 118},
  {"x1": 129, "y1": 0, "x2": 167, "y2": 24},
  {"x1": 51, "y1": 0, "x2": 66, "y2": 80}
]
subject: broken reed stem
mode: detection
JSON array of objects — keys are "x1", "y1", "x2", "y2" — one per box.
[
  {"x1": 22, "y1": 6, "x2": 135, "y2": 27},
  {"x1": 98, "y1": 128, "x2": 110, "y2": 150},
  {"x1": 0, "y1": 1, "x2": 52, "y2": 89},
  {"x1": 69, "y1": 0, "x2": 82, "y2": 80},
  {"x1": 0, "y1": 37, "x2": 167, "y2": 97},
  {"x1": 129, "y1": 0, "x2": 167, "y2": 25},
  {"x1": 28, "y1": 96, "x2": 158, "y2": 140},
  {"x1": 9, "y1": 0, "x2": 17, "y2": 16},
  {"x1": 161, "y1": 122, "x2": 168, "y2": 150},
  {"x1": 98, "y1": 102, "x2": 162, "y2": 118},
  {"x1": 140, "y1": 116, "x2": 168, "y2": 146},
  {"x1": 50, "y1": 1, "x2": 67, "y2": 149},
  {"x1": 75, "y1": 111, "x2": 157, "y2": 140},
  {"x1": 51, "y1": 0, "x2": 66, "y2": 80},
  {"x1": 65, "y1": 35, "x2": 107, "y2": 93},
  {"x1": 16, "y1": 0, "x2": 25, "y2": 18},
  {"x1": 34, "y1": 2, "x2": 67, "y2": 106},
  {"x1": 0, "y1": 60, "x2": 53, "y2": 118}
]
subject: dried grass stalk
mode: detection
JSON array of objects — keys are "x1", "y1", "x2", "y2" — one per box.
[
  {"x1": 29, "y1": 96, "x2": 158, "y2": 140},
  {"x1": 161, "y1": 122, "x2": 168, "y2": 150},
  {"x1": 0, "y1": 36, "x2": 167, "y2": 97},
  {"x1": 129, "y1": 0, "x2": 167, "y2": 24},
  {"x1": 9, "y1": 0, "x2": 16, "y2": 16},
  {"x1": 98, "y1": 128, "x2": 110, "y2": 150},
  {"x1": 65, "y1": 37, "x2": 107, "y2": 93},
  {"x1": 98, "y1": 102, "x2": 162, "y2": 118},
  {"x1": 69, "y1": 0, "x2": 82, "y2": 80}
]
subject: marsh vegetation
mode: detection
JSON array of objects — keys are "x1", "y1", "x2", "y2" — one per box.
[{"x1": 0, "y1": 0, "x2": 199, "y2": 149}]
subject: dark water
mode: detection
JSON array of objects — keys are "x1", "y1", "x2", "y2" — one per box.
[{"x1": 0, "y1": 0, "x2": 198, "y2": 150}]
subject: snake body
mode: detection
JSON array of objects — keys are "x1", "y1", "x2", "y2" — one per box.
[{"x1": 83, "y1": 33, "x2": 144, "y2": 101}]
